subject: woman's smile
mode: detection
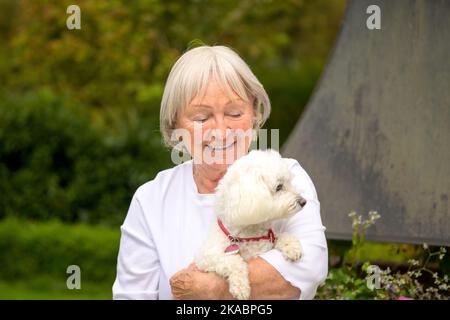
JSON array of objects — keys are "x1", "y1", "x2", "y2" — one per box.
[{"x1": 206, "y1": 140, "x2": 236, "y2": 151}]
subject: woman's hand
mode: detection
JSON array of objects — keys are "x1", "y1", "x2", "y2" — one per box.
[
  {"x1": 169, "y1": 258, "x2": 301, "y2": 300},
  {"x1": 169, "y1": 263, "x2": 230, "y2": 300}
]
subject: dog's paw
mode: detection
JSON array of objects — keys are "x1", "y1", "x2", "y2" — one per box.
[
  {"x1": 275, "y1": 233, "x2": 303, "y2": 261},
  {"x1": 281, "y1": 240, "x2": 303, "y2": 261},
  {"x1": 228, "y1": 275, "x2": 251, "y2": 300}
]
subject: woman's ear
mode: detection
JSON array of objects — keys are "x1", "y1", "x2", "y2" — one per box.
[{"x1": 251, "y1": 97, "x2": 260, "y2": 128}]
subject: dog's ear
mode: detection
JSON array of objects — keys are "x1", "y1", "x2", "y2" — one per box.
[
  {"x1": 228, "y1": 168, "x2": 272, "y2": 226},
  {"x1": 215, "y1": 167, "x2": 241, "y2": 224}
]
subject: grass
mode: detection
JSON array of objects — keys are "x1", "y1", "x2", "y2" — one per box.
[{"x1": 0, "y1": 276, "x2": 112, "y2": 300}]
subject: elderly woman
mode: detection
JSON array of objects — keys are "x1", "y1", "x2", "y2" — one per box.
[{"x1": 112, "y1": 45, "x2": 328, "y2": 300}]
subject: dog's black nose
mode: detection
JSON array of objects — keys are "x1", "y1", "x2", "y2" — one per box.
[{"x1": 298, "y1": 198, "x2": 307, "y2": 207}]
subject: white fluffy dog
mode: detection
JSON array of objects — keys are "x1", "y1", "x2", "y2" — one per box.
[{"x1": 195, "y1": 149, "x2": 306, "y2": 300}]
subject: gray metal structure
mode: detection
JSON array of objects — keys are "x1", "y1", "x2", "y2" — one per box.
[{"x1": 282, "y1": 0, "x2": 450, "y2": 245}]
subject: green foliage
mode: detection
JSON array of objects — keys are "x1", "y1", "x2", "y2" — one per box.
[
  {"x1": 346, "y1": 211, "x2": 380, "y2": 268},
  {"x1": 316, "y1": 212, "x2": 450, "y2": 300},
  {"x1": 0, "y1": 276, "x2": 112, "y2": 299},
  {"x1": 0, "y1": 217, "x2": 119, "y2": 284},
  {"x1": 0, "y1": 0, "x2": 346, "y2": 138},
  {"x1": 372, "y1": 246, "x2": 449, "y2": 300},
  {"x1": 0, "y1": 90, "x2": 169, "y2": 225},
  {"x1": 0, "y1": 0, "x2": 346, "y2": 224}
]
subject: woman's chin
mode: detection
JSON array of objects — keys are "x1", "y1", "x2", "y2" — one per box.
[
  {"x1": 207, "y1": 162, "x2": 231, "y2": 173},
  {"x1": 205, "y1": 151, "x2": 237, "y2": 168}
]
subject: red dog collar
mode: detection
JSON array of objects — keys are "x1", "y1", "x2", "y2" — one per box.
[{"x1": 217, "y1": 218, "x2": 276, "y2": 253}]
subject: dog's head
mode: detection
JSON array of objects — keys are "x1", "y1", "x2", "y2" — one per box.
[{"x1": 215, "y1": 149, "x2": 306, "y2": 226}]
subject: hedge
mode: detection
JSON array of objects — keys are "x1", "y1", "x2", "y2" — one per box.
[
  {"x1": 0, "y1": 90, "x2": 169, "y2": 225},
  {"x1": 0, "y1": 217, "x2": 120, "y2": 283}
]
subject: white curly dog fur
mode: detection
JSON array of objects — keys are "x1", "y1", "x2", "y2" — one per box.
[{"x1": 195, "y1": 149, "x2": 306, "y2": 300}]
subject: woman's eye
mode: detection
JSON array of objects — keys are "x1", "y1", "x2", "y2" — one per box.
[
  {"x1": 193, "y1": 116, "x2": 208, "y2": 123},
  {"x1": 228, "y1": 113, "x2": 242, "y2": 118}
]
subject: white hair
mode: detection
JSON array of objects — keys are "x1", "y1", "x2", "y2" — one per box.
[{"x1": 160, "y1": 45, "x2": 271, "y2": 148}]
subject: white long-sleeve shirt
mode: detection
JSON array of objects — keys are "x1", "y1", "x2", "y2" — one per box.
[{"x1": 112, "y1": 158, "x2": 328, "y2": 300}]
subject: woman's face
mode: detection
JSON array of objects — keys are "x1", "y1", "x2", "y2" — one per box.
[{"x1": 176, "y1": 78, "x2": 255, "y2": 170}]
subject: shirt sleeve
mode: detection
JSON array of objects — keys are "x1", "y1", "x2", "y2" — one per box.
[
  {"x1": 259, "y1": 158, "x2": 328, "y2": 300},
  {"x1": 112, "y1": 189, "x2": 161, "y2": 299}
]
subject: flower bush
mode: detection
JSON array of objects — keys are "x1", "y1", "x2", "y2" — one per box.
[{"x1": 316, "y1": 212, "x2": 449, "y2": 300}]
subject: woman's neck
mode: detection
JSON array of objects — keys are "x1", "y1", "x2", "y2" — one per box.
[{"x1": 192, "y1": 163, "x2": 228, "y2": 194}]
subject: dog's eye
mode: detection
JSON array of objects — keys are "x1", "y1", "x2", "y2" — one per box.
[{"x1": 275, "y1": 184, "x2": 283, "y2": 192}]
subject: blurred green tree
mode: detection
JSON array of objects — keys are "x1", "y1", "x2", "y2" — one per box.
[
  {"x1": 0, "y1": 90, "x2": 167, "y2": 225},
  {"x1": 0, "y1": 0, "x2": 346, "y2": 224},
  {"x1": 0, "y1": 0, "x2": 345, "y2": 134}
]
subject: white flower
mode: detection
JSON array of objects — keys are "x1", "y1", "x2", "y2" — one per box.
[
  {"x1": 439, "y1": 284, "x2": 448, "y2": 291},
  {"x1": 368, "y1": 211, "x2": 381, "y2": 221},
  {"x1": 408, "y1": 259, "x2": 420, "y2": 266}
]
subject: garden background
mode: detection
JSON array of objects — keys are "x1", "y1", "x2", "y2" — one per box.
[{"x1": 0, "y1": 0, "x2": 447, "y2": 299}]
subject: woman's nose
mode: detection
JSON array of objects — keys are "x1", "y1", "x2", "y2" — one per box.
[{"x1": 210, "y1": 120, "x2": 231, "y2": 142}]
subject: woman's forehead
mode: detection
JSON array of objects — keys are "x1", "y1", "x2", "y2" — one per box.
[
  {"x1": 190, "y1": 79, "x2": 248, "y2": 103},
  {"x1": 190, "y1": 98, "x2": 247, "y2": 108}
]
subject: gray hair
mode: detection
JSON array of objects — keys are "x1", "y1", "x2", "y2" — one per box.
[{"x1": 159, "y1": 45, "x2": 271, "y2": 148}]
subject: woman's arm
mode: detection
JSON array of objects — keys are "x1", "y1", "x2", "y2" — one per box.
[
  {"x1": 113, "y1": 190, "x2": 161, "y2": 299},
  {"x1": 170, "y1": 257, "x2": 299, "y2": 300},
  {"x1": 171, "y1": 225, "x2": 327, "y2": 300},
  {"x1": 223, "y1": 257, "x2": 300, "y2": 299},
  {"x1": 248, "y1": 257, "x2": 301, "y2": 299}
]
